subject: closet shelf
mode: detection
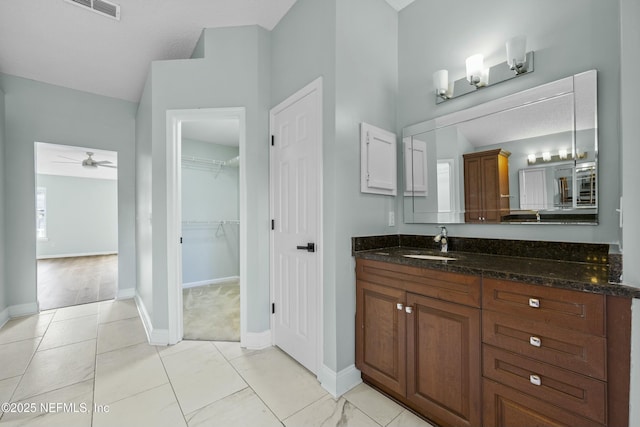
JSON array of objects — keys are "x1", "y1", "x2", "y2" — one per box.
[
  {"x1": 181, "y1": 155, "x2": 239, "y2": 177},
  {"x1": 182, "y1": 220, "x2": 240, "y2": 226}
]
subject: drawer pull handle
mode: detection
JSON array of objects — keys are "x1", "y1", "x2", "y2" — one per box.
[
  {"x1": 397, "y1": 303, "x2": 404, "y2": 311},
  {"x1": 530, "y1": 374, "x2": 542, "y2": 386},
  {"x1": 529, "y1": 336, "x2": 541, "y2": 347},
  {"x1": 405, "y1": 306, "x2": 413, "y2": 314},
  {"x1": 528, "y1": 298, "x2": 540, "y2": 308}
]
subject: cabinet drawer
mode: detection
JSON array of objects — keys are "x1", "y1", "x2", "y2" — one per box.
[
  {"x1": 483, "y1": 379, "x2": 604, "y2": 427},
  {"x1": 483, "y1": 278, "x2": 605, "y2": 336},
  {"x1": 483, "y1": 346, "x2": 606, "y2": 424},
  {"x1": 483, "y1": 311, "x2": 606, "y2": 380},
  {"x1": 356, "y1": 259, "x2": 481, "y2": 307}
]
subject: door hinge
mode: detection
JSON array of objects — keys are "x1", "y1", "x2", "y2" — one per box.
[
  {"x1": 272, "y1": 303, "x2": 275, "y2": 314},
  {"x1": 271, "y1": 219, "x2": 275, "y2": 230},
  {"x1": 180, "y1": 237, "x2": 183, "y2": 244},
  {"x1": 271, "y1": 135, "x2": 274, "y2": 146}
]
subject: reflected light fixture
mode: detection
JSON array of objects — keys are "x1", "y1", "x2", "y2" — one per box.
[
  {"x1": 506, "y1": 35, "x2": 529, "y2": 74},
  {"x1": 433, "y1": 69, "x2": 452, "y2": 99},
  {"x1": 558, "y1": 149, "x2": 568, "y2": 160},
  {"x1": 465, "y1": 54, "x2": 489, "y2": 87},
  {"x1": 542, "y1": 152, "x2": 552, "y2": 162},
  {"x1": 527, "y1": 154, "x2": 537, "y2": 164}
]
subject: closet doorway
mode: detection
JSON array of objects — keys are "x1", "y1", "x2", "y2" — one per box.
[{"x1": 177, "y1": 110, "x2": 245, "y2": 342}]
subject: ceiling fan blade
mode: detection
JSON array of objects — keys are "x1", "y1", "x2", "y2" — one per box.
[
  {"x1": 52, "y1": 161, "x2": 77, "y2": 164},
  {"x1": 57, "y1": 155, "x2": 82, "y2": 162},
  {"x1": 99, "y1": 164, "x2": 117, "y2": 169},
  {"x1": 95, "y1": 160, "x2": 113, "y2": 165}
]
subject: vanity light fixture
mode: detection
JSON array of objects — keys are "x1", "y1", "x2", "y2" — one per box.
[
  {"x1": 559, "y1": 149, "x2": 568, "y2": 160},
  {"x1": 434, "y1": 36, "x2": 535, "y2": 104},
  {"x1": 465, "y1": 54, "x2": 489, "y2": 88},
  {"x1": 506, "y1": 35, "x2": 529, "y2": 75},
  {"x1": 527, "y1": 150, "x2": 588, "y2": 165},
  {"x1": 433, "y1": 69, "x2": 452, "y2": 99}
]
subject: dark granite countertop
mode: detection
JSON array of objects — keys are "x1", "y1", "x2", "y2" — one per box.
[{"x1": 355, "y1": 246, "x2": 640, "y2": 299}]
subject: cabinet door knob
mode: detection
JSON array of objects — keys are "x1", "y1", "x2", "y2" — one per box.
[
  {"x1": 529, "y1": 374, "x2": 542, "y2": 386},
  {"x1": 528, "y1": 298, "x2": 540, "y2": 308},
  {"x1": 405, "y1": 306, "x2": 413, "y2": 314},
  {"x1": 397, "y1": 303, "x2": 404, "y2": 311},
  {"x1": 529, "y1": 336, "x2": 542, "y2": 347}
]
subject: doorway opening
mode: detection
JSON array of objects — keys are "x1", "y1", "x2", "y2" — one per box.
[
  {"x1": 166, "y1": 108, "x2": 247, "y2": 345},
  {"x1": 181, "y1": 119, "x2": 241, "y2": 341},
  {"x1": 35, "y1": 142, "x2": 118, "y2": 310}
]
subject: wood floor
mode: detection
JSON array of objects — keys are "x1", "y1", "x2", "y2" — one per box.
[{"x1": 37, "y1": 255, "x2": 117, "y2": 311}]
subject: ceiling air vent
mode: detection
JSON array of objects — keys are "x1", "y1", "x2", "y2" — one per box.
[{"x1": 64, "y1": 0, "x2": 121, "y2": 20}]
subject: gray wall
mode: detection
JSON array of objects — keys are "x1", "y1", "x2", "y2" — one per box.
[
  {"x1": 0, "y1": 73, "x2": 137, "y2": 308},
  {"x1": 0, "y1": 87, "x2": 6, "y2": 314},
  {"x1": 334, "y1": 0, "x2": 398, "y2": 371},
  {"x1": 620, "y1": 0, "x2": 640, "y2": 423},
  {"x1": 135, "y1": 25, "x2": 271, "y2": 332},
  {"x1": 398, "y1": 0, "x2": 621, "y2": 245},
  {"x1": 135, "y1": 72, "x2": 154, "y2": 318},
  {"x1": 36, "y1": 174, "x2": 118, "y2": 258},
  {"x1": 181, "y1": 139, "x2": 239, "y2": 284},
  {"x1": 271, "y1": 0, "x2": 398, "y2": 373}
]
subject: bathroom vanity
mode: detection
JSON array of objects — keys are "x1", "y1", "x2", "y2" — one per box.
[{"x1": 353, "y1": 236, "x2": 636, "y2": 427}]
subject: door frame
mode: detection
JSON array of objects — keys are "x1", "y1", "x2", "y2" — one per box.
[
  {"x1": 269, "y1": 77, "x2": 324, "y2": 375},
  {"x1": 166, "y1": 107, "x2": 247, "y2": 345}
]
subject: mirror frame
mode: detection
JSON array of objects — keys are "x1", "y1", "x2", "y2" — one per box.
[{"x1": 402, "y1": 70, "x2": 598, "y2": 225}]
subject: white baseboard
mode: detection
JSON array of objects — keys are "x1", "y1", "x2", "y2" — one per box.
[
  {"x1": 182, "y1": 276, "x2": 240, "y2": 289},
  {"x1": 116, "y1": 288, "x2": 135, "y2": 299},
  {"x1": 8, "y1": 302, "x2": 39, "y2": 318},
  {"x1": 134, "y1": 294, "x2": 169, "y2": 346},
  {"x1": 37, "y1": 251, "x2": 118, "y2": 260},
  {"x1": 319, "y1": 364, "x2": 362, "y2": 398},
  {"x1": 242, "y1": 330, "x2": 272, "y2": 350},
  {"x1": 0, "y1": 307, "x2": 9, "y2": 329}
]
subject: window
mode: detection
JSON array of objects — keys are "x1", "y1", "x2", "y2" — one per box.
[{"x1": 36, "y1": 187, "x2": 47, "y2": 239}]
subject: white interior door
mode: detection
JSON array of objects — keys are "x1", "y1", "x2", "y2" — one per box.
[{"x1": 270, "y1": 79, "x2": 322, "y2": 375}]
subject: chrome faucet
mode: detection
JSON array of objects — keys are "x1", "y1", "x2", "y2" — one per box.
[{"x1": 434, "y1": 226, "x2": 448, "y2": 253}]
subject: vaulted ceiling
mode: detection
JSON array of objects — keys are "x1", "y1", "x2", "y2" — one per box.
[{"x1": 0, "y1": 0, "x2": 412, "y2": 103}]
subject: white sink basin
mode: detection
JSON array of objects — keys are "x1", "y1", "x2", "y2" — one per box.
[{"x1": 403, "y1": 254, "x2": 457, "y2": 261}]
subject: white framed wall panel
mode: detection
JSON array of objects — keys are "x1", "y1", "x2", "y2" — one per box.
[{"x1": 360, "y1": 123, "x2": 397, "y2": 196}]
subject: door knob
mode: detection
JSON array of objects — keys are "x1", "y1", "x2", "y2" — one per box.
[{"x1": 296, "y1": 243, "x2": 316, "y2": 252}]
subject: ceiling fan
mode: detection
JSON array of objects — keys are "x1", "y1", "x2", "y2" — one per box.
[{"x1": 55, "y1": 152, "x2": 117, "y2": 169}]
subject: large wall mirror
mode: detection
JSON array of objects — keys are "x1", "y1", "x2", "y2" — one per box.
[{"x1": 403, "y1": 70, "x2": 597, "y2": 224}]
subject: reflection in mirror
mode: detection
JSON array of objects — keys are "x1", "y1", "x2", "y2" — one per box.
[{"x1": 403, "y1": 70, "x2": 597, "y2": 224}]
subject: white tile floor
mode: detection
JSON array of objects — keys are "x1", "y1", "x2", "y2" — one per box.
[{"x1": 0, "y1": 299, "x2": 436, "y2": 427}]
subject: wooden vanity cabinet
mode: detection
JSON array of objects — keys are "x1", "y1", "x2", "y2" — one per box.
[
  {"x1": 463, "y1": 149, "x2": 510, "y2": 223},
  {"x1": 356, "y1": 259, "x2": 482, "y2": 427},
  {"x1": 482, "y1": 278, "x2": 631, "y2": 427}
]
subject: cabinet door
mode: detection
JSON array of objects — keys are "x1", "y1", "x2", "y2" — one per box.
[
  {"x1": 356, "y1": 280, "x2": 406, "y2": 396},
  {"x1": 481, "y1": 155, "x2": 502, "y2": 223},
  {"x1": 464, "y1": 156, "x2": 483, "y2": 223},
  {"x1": 483, "y1": 380, "x2": 603, "y2": 427},
  {"x1": 406, "y1": 293, "x2": 481, "y2": 427}
]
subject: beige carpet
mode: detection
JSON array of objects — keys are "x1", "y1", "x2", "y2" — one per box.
[{"x1": 183, "y1": 280, "x2": 240, "y2": 341}]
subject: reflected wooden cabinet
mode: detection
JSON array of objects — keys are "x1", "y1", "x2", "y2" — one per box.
[
  {"x1": 355, "y1": 259, "x2": 481, "y2": 427},
  {"x1": 464, "y1": 149, "x2": 510, "y2": 223}
]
